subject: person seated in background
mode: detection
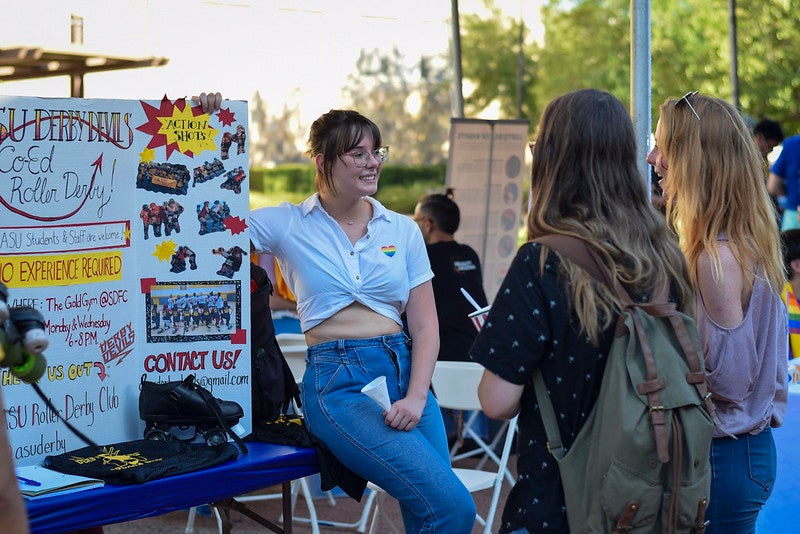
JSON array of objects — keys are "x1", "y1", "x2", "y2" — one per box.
[
  {"x1": 270, "y1": 258, "x2": 298, "y2": 313},
  {"x1": 256, "y1": 254, "x2": 298, "y2": 312},
  {"x1": 413, "y1": 189, "x2": 488, "y2": 362},
  {"x1": 413, "y1": 189, "x2": 494, "y2": 449}
]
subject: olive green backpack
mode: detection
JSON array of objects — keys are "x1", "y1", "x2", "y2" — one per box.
[{"x1": 532, "y1": 235, "x2": 716, "y2": 533}]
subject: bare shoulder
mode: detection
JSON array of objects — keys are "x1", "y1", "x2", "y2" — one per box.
[{"x1": 696, "y1": 244, "x2": 746, "y2": 326}]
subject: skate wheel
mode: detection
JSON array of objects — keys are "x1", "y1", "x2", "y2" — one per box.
[
  {"x1": 23, "y1": 333, "x2": 49, "y2": 355},
  {"x1": 204, "y1": 428, "x2": 227, "y2": 446},
  {"x1": 144, "y1": 427, "x2": 171, "y2": 441}
]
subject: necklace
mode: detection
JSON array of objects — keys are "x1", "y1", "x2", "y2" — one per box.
[
  {"x1": 326, "y1": 198, "x2": 369, "y2": 228},
  {"x1": 335, "y1": 216, "x2": 357, "y2": 226}
]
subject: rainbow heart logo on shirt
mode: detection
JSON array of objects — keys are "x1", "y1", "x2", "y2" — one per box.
[{"x1": 381, "y1": 245, "x2": 397, "y2": 257}]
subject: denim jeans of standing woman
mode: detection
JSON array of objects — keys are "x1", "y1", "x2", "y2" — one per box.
[
  {"x1": 300, "y1": 332, "x2": 476, "y2": 534},
  {"x1": 706, "y1": 428, "x2": 777, "y2": 533}
]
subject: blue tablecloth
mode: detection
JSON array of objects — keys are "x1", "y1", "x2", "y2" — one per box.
[
  {"x1": 26, "y1": 442, "x2": 318, "y2": 534},
  {"x1": 756, "y1": 388, "x2": 800, "y2": 533}
]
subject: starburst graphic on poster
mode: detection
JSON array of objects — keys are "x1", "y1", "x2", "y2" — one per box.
[
  {"x1": 139, "y1": 147, "x2": 156, "y2": 163},
  {"x1": 157, "y1": 105, "x2": 218, "y2": 156},
  {"x1": 136, "y1": 95, "x2": 218, "y2": 159},
  {"x1": 224, "y1": 215, "x2": 248, "y2": 235},
  {"x1": 216, "y1": 107, "x2": 236, "y2": 127},
  {"x1": 153, "y1": 239, "x2": 177, "y2": 262}
]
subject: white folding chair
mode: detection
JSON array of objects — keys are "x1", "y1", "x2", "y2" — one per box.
[
  {"x1": 433, "y1": 361, "x2": 515, "y2": 485},
  {"x1": 367, "y1": 361, "x2": 518, "y2": 534},
  {"x1": 276, "y1": 333, "x2": 309, "y2": 400},
  {"x1": 185, "y1": 505, "x2": 222, "y2": 534}
]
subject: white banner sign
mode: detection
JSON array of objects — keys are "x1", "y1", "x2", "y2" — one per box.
[
  {"x1": 0, "y1": 95, "x2": 252, "y2": 464},
  {"x1": 446, "y1": 118, "x2": 530, "y2": 301}
]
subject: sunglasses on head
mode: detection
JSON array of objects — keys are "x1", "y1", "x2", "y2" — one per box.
[{"x1": 677, "y1": 91, "x2": 700, "y2": 121}]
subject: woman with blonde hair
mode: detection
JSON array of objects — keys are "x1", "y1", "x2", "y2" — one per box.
[
  {"x1": 472, "y1": 88, "x2": 696, "y2": 533},
  {"x1": 648, "y1": 92, "x2": 788, "y2": 532}
]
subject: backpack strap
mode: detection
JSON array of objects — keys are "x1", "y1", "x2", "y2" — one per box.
[
  {"x1": 534, "y1": 234, "x2": 669, "y2": 306},
  {"x1": 532, "y1": 368, "x2": 565, "y2": 459}
]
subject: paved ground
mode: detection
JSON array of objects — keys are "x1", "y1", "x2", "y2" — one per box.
[{"x1": 101, "y1": 452, "x2": 515, "y2": 534}]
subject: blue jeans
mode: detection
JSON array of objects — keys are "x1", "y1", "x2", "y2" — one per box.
[
  {"x1": 300, "y1": 333, "x2": 476, "y2": 534},
  {"x1": 706, "y1": 428, "x2": 777, "y2": 533}
]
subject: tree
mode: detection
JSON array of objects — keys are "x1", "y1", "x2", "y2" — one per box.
[
  {"x1": 248, "y1": 89, "x2": 306, "y2": 166},
  {"x1": 535, "y1": 0, "x2": 633, "y2": 109},
  {"x1": 733, "y1": 1, "x2": 800, "y2": 130},
  {"x1": 405, "y1": 56, "x2": 452, "y2": 165},
  {"x1": 459, "y1": 1, "x2": 540, "y2": 127},
  {"x1": 341, "y1": 47, "x2": 451, "y2": 165},
  {"x1": 649, "y1": 0, "x2": 729, "y2": 113},
  {"x1": 248, "y1": 91, "x2": 270, "y2": 168},
  {"x1": 456, "y1": 0, "x2": 800, "y2": 134},
  {"x1": 266, "y1": 89, "x2": 307, "y2": 164}
]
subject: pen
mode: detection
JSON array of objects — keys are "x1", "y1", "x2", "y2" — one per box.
[{"x1": 16, "y1": 475, "x2": 41, "y2": 487}]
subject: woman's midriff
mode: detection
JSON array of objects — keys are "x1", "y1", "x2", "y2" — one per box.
[{"x1": 304, "y1": 301, "x2": 402, "y2": 346}]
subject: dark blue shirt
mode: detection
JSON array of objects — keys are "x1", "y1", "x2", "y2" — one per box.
[{"x1": 771, "y1": 134, "x2": 800, "y2": 209}]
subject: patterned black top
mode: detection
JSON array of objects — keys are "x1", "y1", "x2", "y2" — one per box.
[{"x1": 469, "y1": 242, "x2": 615, "y2": 533}]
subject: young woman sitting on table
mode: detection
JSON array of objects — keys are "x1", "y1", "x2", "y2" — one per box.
[{"x1": 194, "y1": 93, "x2": 475, "y2": 533}]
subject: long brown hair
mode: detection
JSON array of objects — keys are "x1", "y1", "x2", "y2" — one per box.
[{"x1": 528, "y1": 89, "x2": 694, "y2": 343}]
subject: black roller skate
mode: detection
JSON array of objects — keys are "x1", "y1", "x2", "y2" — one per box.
[{"x1": 138, "y1": 374, "x2": 247, "y2": 451}]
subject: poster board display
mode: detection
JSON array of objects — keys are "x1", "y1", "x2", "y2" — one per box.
[
  {"x1": 0, "y1": 95, "x2": 251, "y2": 465},
  {"x1": 446, "y1": 118, "x2": 529, "y2": 301}
]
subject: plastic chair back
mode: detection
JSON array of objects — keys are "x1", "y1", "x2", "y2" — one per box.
[{"x1": 430, "y1": 361, "x2": 484, "y2": 411}]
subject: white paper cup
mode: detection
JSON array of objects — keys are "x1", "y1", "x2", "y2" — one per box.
[
  {"x1": 468, "y1": 305, "x2": 491, "y2": 332},
  {"x1": 361, "y1": 375, "x2": 391, "y2": 411}
]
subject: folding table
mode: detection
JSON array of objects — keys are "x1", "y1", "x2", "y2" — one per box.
[{"x1": 25, "y1": 442, "x2": 319, "y2": 534}]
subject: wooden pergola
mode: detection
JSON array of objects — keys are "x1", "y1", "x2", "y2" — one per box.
[{"x1": 0, "y1": 46, "x2": 168, "y2": 97}]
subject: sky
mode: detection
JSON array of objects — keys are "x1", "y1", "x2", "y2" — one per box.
[{"x1": 2, "y1": 0, "x2": 543, "y2": 125}]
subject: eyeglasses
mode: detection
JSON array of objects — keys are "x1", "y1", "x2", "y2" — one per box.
[
  {"x1": 344, "y1": 146, "x2": 389, "y2": 167},
  {"x1": 677, "y1": 91, "x2": 700, "y2": 121}
]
